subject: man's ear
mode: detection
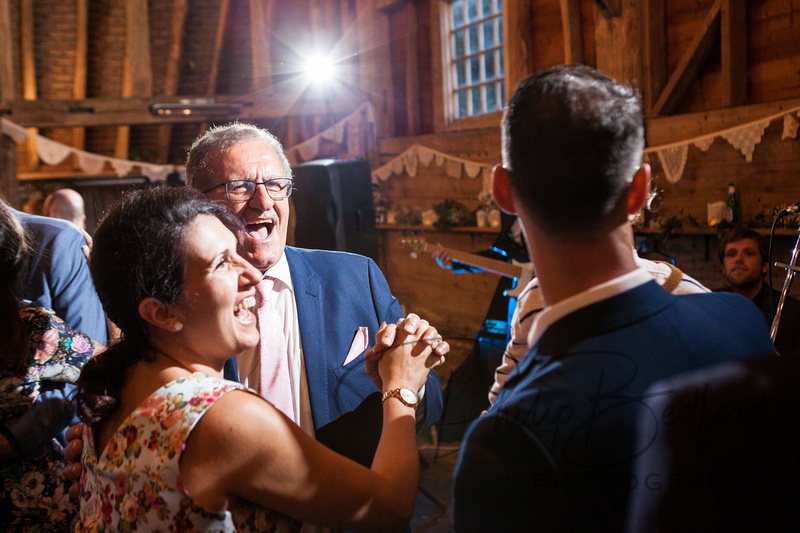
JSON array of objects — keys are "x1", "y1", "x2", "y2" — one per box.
[
  {"x1": 492, "y1": 164, "x2": 517, "y2": 215},
  {"x1": 139, "y1": 297, "x2": 182, "y2": 332},
  {"x1": 626, "y1": 163, "x2": 651, "y2": 217}
]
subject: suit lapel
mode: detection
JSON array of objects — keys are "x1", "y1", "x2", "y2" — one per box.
[{"x1": 284, "y1": 247, "x2": 329, "y2": 426}]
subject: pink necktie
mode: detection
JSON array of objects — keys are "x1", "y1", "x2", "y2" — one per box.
[{"x1": 256, "y1": 277, "x2": 295, "y2": 422}]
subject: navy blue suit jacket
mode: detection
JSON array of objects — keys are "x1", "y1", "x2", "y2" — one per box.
[
  {"x1": 227, "y1": 246, "x2": 442, "y2": 466},
  {"x1": 452, "y1": 281, "x2": 774, "y2": 532},
  {"x1": 14, "y1": 209, "x2": 107, "y2": 344}
]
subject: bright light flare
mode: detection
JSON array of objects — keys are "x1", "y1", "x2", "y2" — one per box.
[{"x1": 302, "y1": 53, "x2": 337, "y2": 84}]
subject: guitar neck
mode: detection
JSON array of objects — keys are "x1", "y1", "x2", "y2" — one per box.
[{"x1": 441, "y1": 247, "x2": 523, "y2": 279}]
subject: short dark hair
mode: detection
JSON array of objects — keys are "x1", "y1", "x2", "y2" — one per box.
[
  {"x1": 185, "y1": 122, "x2": 292, "y2": 191},
  {"x1": 75, "y1": 186, "x2": 242, "y2": 425},
  {"x1": 501, "y1": 65, "x2": 644, "y2": 239},
  {"x1": 717, "y1": 227, "x2": 768, "y2": 265}
]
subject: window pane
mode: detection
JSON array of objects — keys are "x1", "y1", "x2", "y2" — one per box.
[
  {"x1": 486, "y1": 83, "x2": 497, "y2": 112},
  {"x1": 497, "y1": 0, "x2": 502, "y2": 12},
  {"x1": 499, "y1": 48, "x2": 504, "y2": 76},
  {"x1": 470, "y1": 56, "x2": 480, "y2": 83},
  {"x1": 454, "y1": 31, "x2": 465, "y2": 58},
  {"x1": 482, "y1": 0, "x2": 492, "y2": 16},
  {"x1": 456, "y1": 60, "x2": 466, "y2": 87},
  {"x1": 484, "y1": 52, "x2": 495, "y2": 80},
  {"x1": 482, "y1": 20, "x2": 494, "y2": 48},
  {"x1": 468, "y1": 26, "x2": 479, "y2": 54},
  {"x1": 498, "y1": 16, "x2": 503, "y2": 45},
  {"x1": 499, "y1": 81, "x2": 505, "y2": 108},
  {"x1": 453, "y1": 0, "x2": 464, "y2": 27},
  {"x1": 467, "y1": 0, "x2": 478, "y2": 23},
  {"x1": 471, "y1": 86, "x2": 482, "y2": 114},
  {"x1": 457, "y1": 90, "x2": 468, "y2": 118}
]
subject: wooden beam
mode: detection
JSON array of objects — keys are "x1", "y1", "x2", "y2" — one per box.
[
  {"x1": 0, "y1": 130, "x2": 18, "y2": 207},
  {"x1": 646, "y1": 96, "x2": 800, "y2": 147},
  {"x1": 156, "y1": 0, "x2": 188, "y2": 163},
  {"x1": 20, "y1": 0, "x2": 38, "y2": 171},
  {"x1": 596, "y1": 0, "x2": 622, "y2": 17},
  {"x1": 0, "y1": 93, "x2": 367, "y2": 128},
  {"x1": 595, "y1": 0, "x2": 645, "y2": 87},
  {"x1": 650, "y1": 0, "x2": 724, "y2": 116},
  {"x1": 249, "y1": 0, "x2": 273, "y2": 93},
  {"x1": 405, "y1": 2, "x2": 420, "y2": 135},
  {"x1": 200, "y1": 0, "x2": 231, "y2": 134},
  {"x1": 643, "y1": 0, "x2": 665, "y2": 114},
  {"x1": 503, "y1": 0, "x2": 535, "y2": 103},
  {"x1": 559, "y1": 0, "x2": 583, "y2": 65},
  {"x1": 721, "y1": 0, "x2": 746, "y2": 107},
  {"x1": 71, "y1": 0, "x2": 88, "y2": 166},
  {"x1": 0, "y1": 0, "x2": 14, "y2": 100},
  {"x1": 118, "y1": 0, "x2": 152, "y2": 159}
]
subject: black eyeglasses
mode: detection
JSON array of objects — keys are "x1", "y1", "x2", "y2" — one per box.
[{"x1": 203, "y1": 178, "x2": 295, "y2": 201}]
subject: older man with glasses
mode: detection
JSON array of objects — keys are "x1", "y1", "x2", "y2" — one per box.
[{"x1": 185, "y1": 123, "x2": 446, "y2": 469}]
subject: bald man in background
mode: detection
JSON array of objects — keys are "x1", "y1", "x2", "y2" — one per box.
[{"x1": 44, "y1": 188, "x2": 86, "y2": 230}]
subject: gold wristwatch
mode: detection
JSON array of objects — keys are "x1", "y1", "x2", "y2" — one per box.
[{"x1": 382, "y1": 387, "x2": 419, "y2": 410}]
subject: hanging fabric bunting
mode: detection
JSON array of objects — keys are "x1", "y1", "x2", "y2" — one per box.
[
  {"x1": 109, "y1": 159, "x2": 135, "y2": 176},
  {"x1": 36, "y1": 136, "x2": 72, "y2": 166},
  {"x1": 418, "y1": 146, "x2": 435, "y2": 166},
  {"x1": 76, "y1": 151, "x2": 107, "y2": 174},
  {"x1": 693, "y1": 136, "x2": 715, "y2": 152},
  {"x1": 391, "y1": 157, "x2": 405, "y2": 175},
  {"x1": 464, "y1": 162, "x2": 482, "y2": 178},
  {"x1": 657, "y1": 145, "x2": 688, "y2": 184},
  {"x1": 140, "y1": 164, "x2": 173, "y2": 182},
  {"x1": 0, "y1": 118, "x2": 29, "y2": 143},
  {"x1": 346, "y1": 122, "x2": 361, "y2": 156},
  {"x1": 403, "y1": 146, "x2": 419, "y2": 177},
  {"x1": 434, "y1": 153, "x2": 446, "y2": 166},
  {"x1": 720, "y1": 120, "x2": 769, "y2": 162},
  {"x1": 783, "y1": 114, "x2": 799, "y2": 140},
  {"x1": 446, "y1": 159, "x2": 462, "y2": 179}
]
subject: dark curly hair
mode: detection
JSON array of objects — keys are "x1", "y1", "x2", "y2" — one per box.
[{"x1": 74, "y1": 186, "x2": 242, "y2": 425}]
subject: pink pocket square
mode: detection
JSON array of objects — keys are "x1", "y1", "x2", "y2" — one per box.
[{"x1": 344, "y1": 327, "x2": 369, "y2": 366}]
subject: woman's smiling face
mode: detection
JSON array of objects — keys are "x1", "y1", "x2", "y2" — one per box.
[{"x1": 172, "y1": 214, "x2": 261, "y2": 360}]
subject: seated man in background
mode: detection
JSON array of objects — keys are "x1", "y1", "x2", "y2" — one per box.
[
  {"x1": 718, "y1": 226, "x2": 800, "y2": 356},
  {"x1": 451, "y1": 65, "x2": 775, "y2": 532}
]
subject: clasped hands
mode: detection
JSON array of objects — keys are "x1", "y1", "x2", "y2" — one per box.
[{"x1": 363, "y1": 313, "x2": 449, "y2": 393}]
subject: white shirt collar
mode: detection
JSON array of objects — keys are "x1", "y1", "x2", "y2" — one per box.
[
  {"x1": 264, "y1": 251, "x2": 293, "y2": 292},
  {"x1": 527, "y1": 268, "x2": 653, "y2": 347}
]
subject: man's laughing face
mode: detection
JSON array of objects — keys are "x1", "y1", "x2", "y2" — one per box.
[{"x1": 204, "y1": 140, "x2": 290, "y2": 272}]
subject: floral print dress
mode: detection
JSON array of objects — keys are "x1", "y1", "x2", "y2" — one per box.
[
  {"x1": 0, "y1": 307, "x2": 99, "y2": 533},
  {"x1": 77, "y1": 372, "x2": 302, "y2": 533}
]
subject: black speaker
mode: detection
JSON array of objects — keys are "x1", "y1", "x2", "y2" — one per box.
[{"x1": 291, "y1": 159, "x2": 378, "y2": 262}]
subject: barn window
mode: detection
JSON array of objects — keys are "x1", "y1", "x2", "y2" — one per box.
[{"x1": 443, "y1": 0, "x2": 504, "y2": 121}]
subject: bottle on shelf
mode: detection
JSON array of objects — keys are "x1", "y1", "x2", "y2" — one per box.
[{"x1": 725, "y1": 183, "x2": 739, "y2": 224}]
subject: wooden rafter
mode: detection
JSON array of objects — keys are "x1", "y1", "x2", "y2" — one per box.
[
  {"x1": 156, "y1": 0, "x2": 188, "y2": 163},
  {"x1": 199, "y1": 0, "x2": 231, "y2": 133},
  {"x1": 650, "y1": 0, "x2": 724, "y2": 116},
  {"x1": 20, "y1": 0, "x2": 38, "y2": 170},
  {"x1": 560, "y1": 0, "x2": 584, "y2": 65},
  {"x1": 250, "y1": 0, "x2": 273, "y2": 93},
  {"x1": 71, "y1": 0, "x2": 88, "y2": 167},
  {"x1": 643, "y1": 0, "x2": 665, "y2": 113},
  {"x1": 721, "y1": 0, "x2": 746, "y2": 107},
  {"x1": 118, "y1": 0, "x2": 152, "y2": 159},
  {"x1": 0, "y1": 92, "x2": 366, "y2": 129},
  {"x1": 0, "y1": 0, "x2": 14, "y2": 100}
]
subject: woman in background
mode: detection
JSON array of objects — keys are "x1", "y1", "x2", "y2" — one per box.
[
  {"x1": 0, "y1": 199, "x2": 101, "y2": 532},
  {"x1": 74, "y1": 186, "x2": 444, "y2": 532}
]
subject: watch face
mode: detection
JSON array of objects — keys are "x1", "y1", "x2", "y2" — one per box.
[{"x1": 399, "y1": 388, "x2": 417, "y2": 404}]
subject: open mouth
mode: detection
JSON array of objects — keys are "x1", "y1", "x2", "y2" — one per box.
[
  {"x1": 234, "y1": 295, "x2": 257, "y2": 322},
  {"x1": 246, "y1": 220, "x2": 275, "y2": 241}
]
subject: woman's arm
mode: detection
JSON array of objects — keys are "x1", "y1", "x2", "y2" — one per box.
[{"x1": 181, "y1": 325, "x2": 440, "y2": 531}]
